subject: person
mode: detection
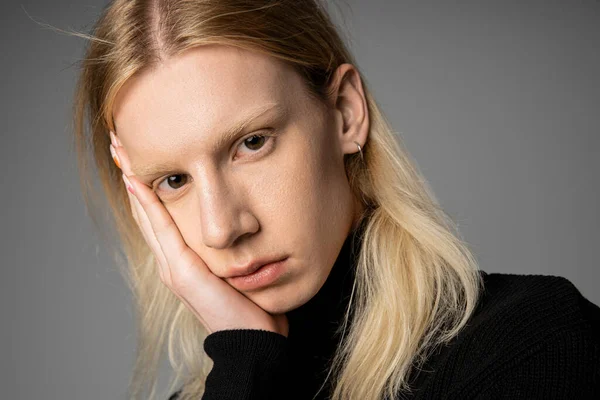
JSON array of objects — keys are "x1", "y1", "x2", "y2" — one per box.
[{"x1": 70, "y1": 1, "x2": 600, "y2": 399}]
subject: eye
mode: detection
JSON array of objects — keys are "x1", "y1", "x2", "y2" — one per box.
[
  {"x1": 153, "y1": 131, "x2": 277, "y2": 197},
  {"x1": 155, "y1": 174, "x2": 188, "y2": 195},
  {"x1": 235, "y1": 132, "x2": 275, "y2": 159}
]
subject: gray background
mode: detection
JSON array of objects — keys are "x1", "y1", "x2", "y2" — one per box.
[{"x1": 2, "y1": 1, "x2": 599, "y2": 399}]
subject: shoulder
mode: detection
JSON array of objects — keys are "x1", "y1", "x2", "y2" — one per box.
[
  {"x1": 432, "y1": 271, "x2": 600, "y2": 398},
  {"x1": 470, "y1": 271, "x2": 600, "y2": 343}
]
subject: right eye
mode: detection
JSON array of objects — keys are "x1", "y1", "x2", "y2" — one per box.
[{"x1": 154, "y1": 174, "x2": 189, "y2": 196}]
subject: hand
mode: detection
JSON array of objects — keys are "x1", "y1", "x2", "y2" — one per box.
[{"x1": 109, "y1": 131, "x2": 289, "y2": 337}]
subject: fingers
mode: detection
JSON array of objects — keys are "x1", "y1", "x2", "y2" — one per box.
[
  {"x1": 126, "y1": 181, "x2": 172, "y2": 286},
  {"x1": 109, "y1": 131, "x2": 172, "y2": 285},
  {"x1": 110, "y1": 131, "x2": 132, "y2": 175},
  {"x1": 123, "y1": 174, "x2": 207, "y2": 291},
  {"x1": 108, "y1": 130, "x2": 208, "y2": 292},
  {"x1": 110, "y1": 132, "x2": 138, "y2": 221}
]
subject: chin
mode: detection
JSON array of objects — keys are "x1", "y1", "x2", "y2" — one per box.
[{"x1": 250, "y1": 281, "x2": 316, "y2": 315}]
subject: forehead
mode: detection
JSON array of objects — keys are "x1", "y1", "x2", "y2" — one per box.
[{"x1": 112, "y1": 45, "x2": 301, "y2": 150}]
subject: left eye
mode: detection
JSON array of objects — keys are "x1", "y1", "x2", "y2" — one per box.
[
  {"x1": 237, "y1": 133, "x2": 271, "y2": 155},
  {"x1": 153, "y1": 133, "x2": 274, "y2": 195}
]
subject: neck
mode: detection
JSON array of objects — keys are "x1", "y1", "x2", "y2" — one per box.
[
  {"x1": 284, "y1": 218, "x2": 368, "y2": 397},
  {"x1": 287, "y1": 219, "x2": 366, "y2": 332}
]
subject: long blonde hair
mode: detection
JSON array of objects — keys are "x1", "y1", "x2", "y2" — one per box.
[{"x1": 69, "y1": 1, "x2": 484, "y2": 399}]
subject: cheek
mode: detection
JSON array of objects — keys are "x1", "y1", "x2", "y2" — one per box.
[
  {"x1": 261, "y1": 137, "x2": 323, "y2": 220},
  {"x1": 165, "y1": 201, "x2": 205, "y2": 251},
  {"x1": 261, "y1": 127, "x2": 352, "y2": 238}
]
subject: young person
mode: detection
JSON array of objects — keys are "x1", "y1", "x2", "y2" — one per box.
[{"x1": 71, "y1": 1, "x2": 600, "y2": 399}]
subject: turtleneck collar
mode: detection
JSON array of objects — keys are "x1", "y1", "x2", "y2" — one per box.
[{"x1": 285, "y1": 217, "x2": 368, "y2": 398}]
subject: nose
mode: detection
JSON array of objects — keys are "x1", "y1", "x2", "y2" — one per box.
[{"x1": 195, "y1": 167, "x2": 257, "y2": 249}]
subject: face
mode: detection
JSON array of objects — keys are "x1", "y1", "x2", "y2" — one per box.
[{"x1": 112, "y1": 45, "x2": 368, "y2": 314}]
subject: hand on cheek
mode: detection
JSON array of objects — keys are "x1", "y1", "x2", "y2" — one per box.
[{"x1": 107, "y1": 131, "x2": 290, "y2": 337}]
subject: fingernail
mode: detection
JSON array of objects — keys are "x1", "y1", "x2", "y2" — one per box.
[
  {"x1": 110, "y1": 144, "x2": 121, "y2": 169},
  {"x1": 122, "y1": 174, "x2": 135, "y2": 195},
  {"x1": 110, "y1": 131, "x2": 118, "y2": 147}
]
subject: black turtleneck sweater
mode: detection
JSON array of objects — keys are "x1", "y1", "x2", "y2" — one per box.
[{"x1": 169, "y1": 222, "x2": 600, "y2": 399}]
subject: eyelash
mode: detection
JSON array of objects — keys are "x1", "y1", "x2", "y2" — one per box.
[{"x1": 152, "y1": 131, "x2": 276, "y2": 196}]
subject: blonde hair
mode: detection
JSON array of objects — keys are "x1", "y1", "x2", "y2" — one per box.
[{"x1": 69, "y1": 1, "x2": 484, "y2": 399}]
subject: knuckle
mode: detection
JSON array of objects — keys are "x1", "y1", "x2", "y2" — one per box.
[
  {"x1": 155, "y1": 219, "x2": 175, "y2": 237},
  {"x1": 171, "y1": 265, "x2": 193, "y2": 293},
  {"x1": 170, "y1": 272, "x2": 188, "y2": 292}
]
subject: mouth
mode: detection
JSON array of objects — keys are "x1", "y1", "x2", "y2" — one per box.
[
  {"x1": 226, "y1": 255, "x2": 289, "y2": 278},
  {"x1": 227, "y1": 257, "x2": 288, "y2": 291}
]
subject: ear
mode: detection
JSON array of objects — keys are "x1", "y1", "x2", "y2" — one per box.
[{"x1": 327, "y1": 63, "x2": 370, "y2": 156}]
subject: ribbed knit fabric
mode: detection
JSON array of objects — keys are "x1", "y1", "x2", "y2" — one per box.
[
  {"x1": 169, "y1": 222, "x2": 600, "y2": 399},
  {"x1": 201, "y1": 329, "x2": 290, "y2": 399},
  {"x1": 404, "y1": 272, "x2": 600, "y2": 400}
]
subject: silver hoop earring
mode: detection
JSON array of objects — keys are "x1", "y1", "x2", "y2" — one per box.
[{"x1": 353, "y1": 140, "x2": 364, "y2": 162}]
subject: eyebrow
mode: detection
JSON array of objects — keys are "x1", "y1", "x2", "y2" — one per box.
[{"x1": 131, "y1": 102, "x2": 285, "y2": 178}]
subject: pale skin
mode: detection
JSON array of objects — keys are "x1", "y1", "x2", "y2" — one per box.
[{"x1": 110, "y1": 45, "x2": 369, "y2": 337}]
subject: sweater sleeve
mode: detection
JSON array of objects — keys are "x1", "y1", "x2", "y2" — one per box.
[{"x1": 201, "y1": 329, "x2": 290, "y2": 400}]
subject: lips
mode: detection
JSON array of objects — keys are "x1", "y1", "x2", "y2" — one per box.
[
  {"x1": 225, "y1": 255, "x2": 288, "y2": 278},
  {"x1": 226, "y1": 257, "x2": 288, "y2": 291}
]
